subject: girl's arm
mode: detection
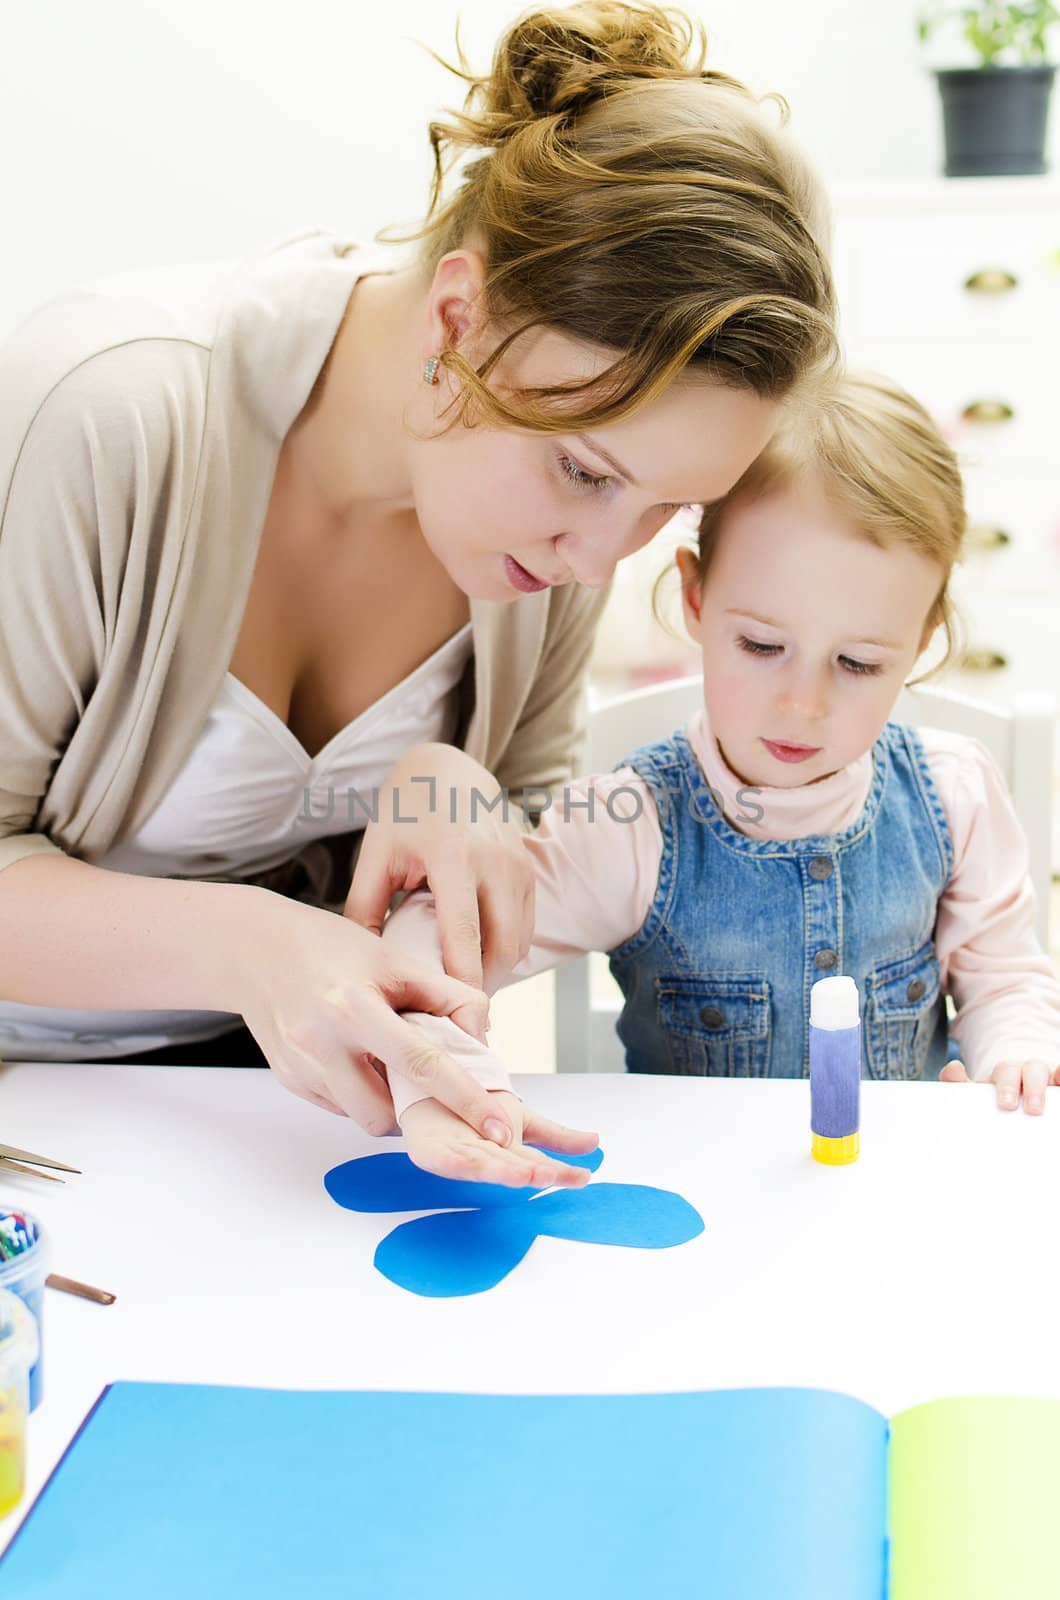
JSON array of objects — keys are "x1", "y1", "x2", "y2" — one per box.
[
  {"x1": 381, "y1": 766, "x2": 662, "y2": 1119},
  {"x1": 930, "y1": 733, "x2": 1060, "y2": 1097}
]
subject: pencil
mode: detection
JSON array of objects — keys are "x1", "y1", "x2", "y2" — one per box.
[{"x1": 45, "y1": 1273, "x2": 116, "y2": 1306}]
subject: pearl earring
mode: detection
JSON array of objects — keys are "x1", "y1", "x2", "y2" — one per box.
[{"x1": 423, "y1": 355, "x2": 440, "y2": 385}]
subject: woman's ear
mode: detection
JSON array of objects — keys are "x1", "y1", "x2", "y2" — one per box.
[
  {"x1": 675, "y1": 546, "x2": 705, "y2": 639},
  {"x1": 423, "y1": 249, "x2": 489, "y2": 364}
]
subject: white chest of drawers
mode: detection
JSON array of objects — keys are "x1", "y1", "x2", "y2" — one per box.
[{"x1": 831, "y1": 178, "x2": 1060, "y2": 713}]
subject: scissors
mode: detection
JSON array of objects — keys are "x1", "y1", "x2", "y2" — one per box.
[{"x1": 0, "y1": 1143, "x2": 81, "y2": 1183}]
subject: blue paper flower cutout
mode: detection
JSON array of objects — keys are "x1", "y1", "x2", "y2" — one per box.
[{"x1": 324, "y1": 1146, "x2": 704, "y2": 1297}]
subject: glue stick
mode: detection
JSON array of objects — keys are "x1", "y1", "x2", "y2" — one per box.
[{"x1": 810, "y1": 975, "x2": 861, "y2": 1166}]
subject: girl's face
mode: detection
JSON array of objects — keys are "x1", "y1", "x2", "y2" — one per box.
[
  {"x1": 406, "y1": 327, "x2": 780, "y2": 604},
  {"x1": 678, "y1": 471, "x2": 944, "y2": 789}
]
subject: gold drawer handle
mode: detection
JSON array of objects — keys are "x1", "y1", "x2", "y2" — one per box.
[
  {"x1": 963, "y1": 268, "x2": 1019, "y2": 295},
  {"x1": 965, "y1": 523, "x2": 1012, "y2": 551},
  {"x1": 961, "y1": 399, "x2": 1015, "y2": 425},
  {"x1": 960, "y1": 648, "x2": 1009, "y2": 673}
]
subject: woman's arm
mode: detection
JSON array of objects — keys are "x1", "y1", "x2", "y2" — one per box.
[
  {"x1": 0, "y1": 317, "x2": 219, "y2": 874},
  {"x1": 0, "y1": 851, "x2": 517, "y2": 1142},
  {"x1": 344, "y1": 742, "x2": 537, "y2": 992}
]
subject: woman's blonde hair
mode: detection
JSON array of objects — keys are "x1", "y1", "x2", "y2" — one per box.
[
  {"x1": 683, "y1": 371, "x2": 968, "y2": 679},
  {"x1": 392, "y1": 2, "x2": 837, "y2": 433}
]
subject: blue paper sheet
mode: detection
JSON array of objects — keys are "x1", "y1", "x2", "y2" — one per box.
[{"x1": 0, "y1": 1383, "x2": 888, "y2": 1599}]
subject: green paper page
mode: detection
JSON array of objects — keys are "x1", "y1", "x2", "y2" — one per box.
[{"x1": 890, "y1": 1395, "x2": 1060, "y2": 1599}]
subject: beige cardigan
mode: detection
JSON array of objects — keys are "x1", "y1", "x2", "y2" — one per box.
[{"x1": 0, "y1": 232, "x2": 608, "y2": 898}]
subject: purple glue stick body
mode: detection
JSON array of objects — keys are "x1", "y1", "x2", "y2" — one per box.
[{"x1": 809, "y1": 975, "x2": 861, "y2": 1166}]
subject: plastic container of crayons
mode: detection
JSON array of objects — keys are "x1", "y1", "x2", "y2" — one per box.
[
  {"x1": 0, "y1": 1209, "x2": 47, "y2": 1412},
  {"x1": 0, "y1": 1288, "x2": 37, "y2": 1519}
]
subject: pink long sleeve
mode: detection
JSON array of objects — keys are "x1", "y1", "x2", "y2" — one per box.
[
  {"x1": 925, "y1": 729, "x2": 1060, "y2": 1080},
  {"x1": 382, "y1": 771, "x2": 663, "y2": 1118}
]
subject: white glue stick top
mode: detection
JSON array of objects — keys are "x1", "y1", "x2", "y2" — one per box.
[{"x1": 810, "y1": 974, "x2": 860, "y2": 1030}]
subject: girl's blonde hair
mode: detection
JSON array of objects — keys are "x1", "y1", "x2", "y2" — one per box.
[
  {"x1": 392, "y1": 2, "x2": 837, "y2": 433},
  {"x1": 684, "y1": 371, "x2": 967, "y2": 679}
]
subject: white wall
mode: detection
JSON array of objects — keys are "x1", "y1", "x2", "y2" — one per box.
[{"x1": 3, "y1": 1, "x2": 1057, "y2": 339}]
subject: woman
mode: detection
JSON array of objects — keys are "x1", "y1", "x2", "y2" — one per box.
[{"x1": 0, "y1": 3, "x2": 834, "y2": 1160}]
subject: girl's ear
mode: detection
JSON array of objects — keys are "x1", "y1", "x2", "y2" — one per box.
[
  {"x1": 675, "y1": 546, "x2": 705, "y2": 638},
  {"x1": 918, "y1": 601, "x2": 944, "y2": 656}
]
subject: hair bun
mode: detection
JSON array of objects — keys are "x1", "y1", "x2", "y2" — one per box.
[
  {"x1": 499, "y1": 3, "x2": 703, "y2": 124},
  {"x1": 402, "y1": 0, "x2": 836, "y2": 434},
  {"x1": 439, "y1": 3, "x2": 711, "y2": 146}
]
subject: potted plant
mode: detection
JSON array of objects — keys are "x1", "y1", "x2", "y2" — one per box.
[{"x1": 918, "y1": 2, "x2": 1059, "y2": 175}]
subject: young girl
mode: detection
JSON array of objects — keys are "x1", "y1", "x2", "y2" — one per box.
[
  {"x1": 0, "y1": 2, "x2": 833, "y2": 1147},
  {"x1": 381, "y1": 371, "x2": 1060, "y2": 1188}
]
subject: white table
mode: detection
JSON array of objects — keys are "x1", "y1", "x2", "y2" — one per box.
[{"x1": 2, "y1": 1061, "x2": 1058, "y2": 1551}]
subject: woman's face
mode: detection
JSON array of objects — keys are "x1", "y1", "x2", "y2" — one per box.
[{"x1": 406, "y1": 324, "x2": 780, "y2": 604}]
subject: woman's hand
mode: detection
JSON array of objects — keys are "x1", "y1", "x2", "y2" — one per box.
[
  {"x1": 939, "y1": 1057, "x2": 1060, "y2": 1115},
  {"x1": 344, "y1": 743, "x2": 535, "y2": 992},
  {"x1": 227, "y1": 885, "x2": 513, "y2": 1142},
  {"x1": 400, "y1": 1090, "x2": 599, "y2": 1188}
]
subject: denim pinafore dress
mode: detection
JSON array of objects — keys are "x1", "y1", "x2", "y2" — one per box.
[{"x1": 607, "y1": 722, "x2": 954, "y2": 1080}]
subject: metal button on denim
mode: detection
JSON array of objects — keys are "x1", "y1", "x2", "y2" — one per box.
[
  {"x1": 907, "y1": 978, "x2": 925, "y2": 1002},
  {"x1": 809, "y1": 856, "x2": 834, "y2": 880},
  {"x1": 814, "y1": 949, "x2": 838, "y2": 970},
  {"x1": 700, "y1": 1005, "x2": 725, "y2": 1029}
]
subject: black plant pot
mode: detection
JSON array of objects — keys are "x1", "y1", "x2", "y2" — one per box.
[{"x1": 935, "y1": 65, "x2": 1055, "y2": 176}]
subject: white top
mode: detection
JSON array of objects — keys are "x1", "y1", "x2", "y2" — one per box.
[{"x1": 0, "y1": 625, "x2": 472, "y2": 1059}]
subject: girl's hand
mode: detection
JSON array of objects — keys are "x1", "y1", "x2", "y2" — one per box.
[
  {"x1": 228, "y1": 887, "x2": 511, "y2": 1142},
  {"x1": 344, "y1": 743, "x2": 535, "y2": 992},
  {"x1": 400, "y1": 1091, "x2": 599, "y2": 1189},
  {"x1": 939, "y1": 1057, "x2": 1060, "y2": 1115}
]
